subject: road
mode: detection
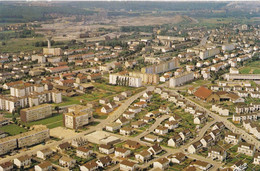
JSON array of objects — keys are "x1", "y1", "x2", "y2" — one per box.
[
  {"x1": 0, "y1": 86, "x2": 154, "y2": 164},
  {"x1": 135, "y1": 115, "x2": 170, "y2": 140},
  {"x1": 199, "y1": 36, "x2": 208, "y2": 46}
]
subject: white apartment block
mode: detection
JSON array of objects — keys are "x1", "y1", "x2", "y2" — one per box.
[
  {"x1": 109, "y1": 74, "x2": 142, "y2": 87},
  {"x1": 169, "y1": 72, "x2": 194, "y2": 88},
  {"x1": 63, "y1": 106, "x2": 93, "y2": 129},
  {"x1": 199, "y1": 47, "x2": 220, "y2": 60},
  {"x1": 0, "y1": 90, "x2": 61, "y2": 113}
]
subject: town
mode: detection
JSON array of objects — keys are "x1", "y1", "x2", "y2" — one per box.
[{"x1": 0, "y1": 1, "x2": 259, "y2": 171}]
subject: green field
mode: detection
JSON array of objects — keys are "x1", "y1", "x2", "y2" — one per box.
[
  {"x1": 239, "y1": 61, "x2": 260, "y2": 74},
  {"x1": 0, "y1": 37, "x2": 44, "y2": 53},
  {"x1": 22, "y1": 114, "x2": 63, "y2": 129},
  {"x1": 240, "y1": 67, "x2": 251, "y2": 74},
  {"x1": 1, "y1": 124, "x2": 27, "y2": 135}
]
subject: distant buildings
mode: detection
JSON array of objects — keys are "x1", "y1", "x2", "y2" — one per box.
[{"x1": 225, "y1": 74, "x2": 260, "y2": 81}]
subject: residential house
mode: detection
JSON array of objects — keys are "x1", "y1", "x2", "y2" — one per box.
[
  {"x1": 76, "y1": 146, "x2": 93, "y2": 158},
  {"x1": 120, "y1": 127, "x2": 133, "y2": 136},
  {"x1": 101, "y1": 105, "x2": 113, "y2": 113},
  {"x1": 212, "y1": 122, "x2": 225, "y2": 131},
  {"x1": 80, "y1": 161, "x2": 98, "y2": 171},
  {"x1": 231, "y1": 160, "x2": 247, "y2": 171},
  {"x1": 57, "y1": 142, "x2": 70, "y2": 152},
  {"x1": 179, "y1": 129, "x2": 192, "y2": 141},
  {"x1": 107, "y1": 102, "x2": 118, "y2": 109},
  {"x1": 208, "y1": 148, "x2": 227, "y2": 161},
  {"x1": 188, "y1": 141, "x2": 203, "y2": 154},
  {"x1": 135, "y1": 150, "x2": 152, "y2": 163},
  {"x1": 243, "y1": 121, "x2": 260, "y2": 139},
  {"x1": 123, "y1": 111, "x2": 135, "y2": 119},
  {"x1": 200, "y1": 135, "x2": 214, "y2": 148},
  {"x1": 116, "y1": 117, "x2": 130, "y2": 126},
  {"x1": 134, "y1": 101, "x2": 147, "y2": 108},
  {"x1": 0, "y1": 162, "x2": 13, "y2": 171},
  {"x1": 209, "y1": 129, "x2": 222, "y2": 141},
  {"x1": 99, "y1": 144, "x2": 114, "y2": 154},
  {"x1": 194, "y1": 115, "x2": 207, "y2": 124},
  {"x1": 153, "y1": 158, "x2": 170, "y2": 170},
  {"x1": 191, "y1": 160, "x2": 212, "y2": 171},
  {"x1": 142, "y1": 117, "x2": 154, "y2": 123},
  {"x1": 131, "y1": 121, "x2": 146, "y2": 128},
  {"x1": 144, "y1": 134, "x2": 158, "y2": 143},
  {"x1": 34, "y1": 162, "x2": 52, "y2": 171},
  {"x1": 59, "y1": 156, "x2": 76, "y2": 169},
  {"x1": 124, "y1": 140, "x2": 141, "y2": 150},
  {"x1": 121, "y1": 91, "x2": 132, "y2": 98},
  {"x1": 164, "y1": 121, "x2": 179, "y2": 130},
  {"x1": 159, "y1": 105, "x2": 170, "y2": 114},
  {"x1": 168, "y1": 135, "x2": 183, "y2": 147},
  {"x1": 96, "y1": 156, "x2": 113, "y2": 168},
  {"x1": 128, "y1": 106, "x2": 141, "y2": 114},
  {"x1": 154, "y1": 126, "x2": 168, "y2": 135},
  {"x1": 120, "y1": 160, "x2": 137, "y2": 171},
  {"x1": 167, "y1": 153, "x2": 186, "y2": 164},
  {"x1": 115, "y1": 148, "x2": 131, "y2": 158},
  {"x1": 105, "y1": 123, "x2": 121, "y2": 132},
  {"x1": 148, "y1": 144, "x2": 162, "y2": 155},
  {"x1": 14, "y1": 156, "x2": 31, "y2": 168},
  {"x1": 253, "y1": 152, "x2": 260, "y2": 165},
  {"x1": 237, "y1": 142, "x2": 255, "y2": 156},
  {"x1": 36, "y1": 148, "x2": 53, "y2": 160},
  {"x1": 225, "y1": 132, "x2": 241, "y2": 144},
  {"x1": 114, "y1": 95, "x2": 126, "y2": 102}
]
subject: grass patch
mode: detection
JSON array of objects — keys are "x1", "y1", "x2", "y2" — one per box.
[
  {"x1": 1, "y1": 124, "x2": 27, "y2": 135},
  {"x1": 0, "y1": 37, "x2": 44, "y2": 53},
  {"x1": 240, "y1": 67, "x2": 251, "y2": 74}
]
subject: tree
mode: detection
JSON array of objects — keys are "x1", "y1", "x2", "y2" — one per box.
[{"x1": 55, "y1": 106, "x2": 60, "y2": 114}]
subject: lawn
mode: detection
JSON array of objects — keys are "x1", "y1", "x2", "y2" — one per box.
[
  {"x1": 1, "y1": 124, "x2": 27, "y2": 135},
  {"x1": 93, "y1": 83, "x2": 135, "y2": 93},
  {"x1": 57, "y1": 83, "x2": 144, "y2": 107},
  {"x1": 239, "y1": 61, "x2": 260, "y2": 74},
  {"x1": 22, "y1": 114, "x2": 63, "y2": 129},
  {"x1": 57, "y1": 89, "x2": 115, "y2": 107},
  {"x1": 253, "y1": 69, "x2": 260, "y2": 74},
  {"x1": 239, "y1": 67, "x2": 251, "y2": 74}
]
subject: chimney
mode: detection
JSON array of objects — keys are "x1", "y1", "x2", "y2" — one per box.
[{"x1": 47, "y1": 36, "x2": 52, "y2": 48}]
